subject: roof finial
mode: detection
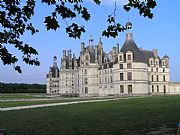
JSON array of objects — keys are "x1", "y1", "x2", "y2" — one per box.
[{"x1": 126, "y1": 20, "x2": 133, "y2": 33}]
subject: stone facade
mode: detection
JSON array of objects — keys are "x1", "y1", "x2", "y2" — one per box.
[{"x1": 46, "y1": 22, "x2": 180, "y2": 97}]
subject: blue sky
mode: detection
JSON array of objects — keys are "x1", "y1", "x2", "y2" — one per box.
[{"x1": 0, "y1": 0, "x2": 180, "y2": 84}]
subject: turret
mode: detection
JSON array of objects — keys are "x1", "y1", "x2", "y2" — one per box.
[{"x1": 98, "y1": 37, "x2": 103, "y2": 50}]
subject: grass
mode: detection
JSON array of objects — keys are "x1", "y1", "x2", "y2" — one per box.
[
  {"x1": 0, "y1": 99, "x2": 77, "y2": 108},
  {"x1": 0, "y1": 95, "x2": 180, "y2": 135},
  {"x1": 0, "y1": 93, "x2": 47, "y2": 99}
]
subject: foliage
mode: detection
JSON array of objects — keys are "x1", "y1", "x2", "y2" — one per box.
[
  {"x1": 0, "y1": 0, "x2": 156, "y2": 73},
  {"x1": 0, "y1": 82, "x2": 46, "y2": 93},
  {"x1": 0, "y1": 95, "x2": 179, "y2": 134}
]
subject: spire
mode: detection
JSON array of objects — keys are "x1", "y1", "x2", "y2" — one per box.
[
  {"x1": 53, "y1": 56, "x2": 57, "y2": 68},
  {"x1": 99, "y1": 37, "x2": 102, "y2": 44},
  {"x1": 89, "y1": 33, "x2": 94, "y2": 46}
]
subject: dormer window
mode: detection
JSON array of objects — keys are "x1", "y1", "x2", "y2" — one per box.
[
  {"x1": 127, "y1": 54, "x2": 131, "y2": 60},
  {"x1": 119, "y1": 55, "x2": 123, "y2": 61},
  {"x1": 126, "y1": 51, "x2": 133, "y2": 61},
  {"x1": 151, "y1": 60, "x2": 153, "y2": 65},
  {"x1": 149, "y1": 58, "x2": 154, "y2": 66},
  {"x1": 118, "y1": 53, "x2": 124, "y2": 62},
  {"x1": 156, "y1": 61, "x2": 158, "y2": 66},
  {"x1": 162, "y1": 61, "x2": 165, "y2": 66}
]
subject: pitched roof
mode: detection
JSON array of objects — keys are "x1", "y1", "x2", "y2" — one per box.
[
  {"x1": 120, "y1": 33, "x2": 146, "y2": 63},
  {"x1": 140, "y1": 50, "x2": 155, "y2": 63}
]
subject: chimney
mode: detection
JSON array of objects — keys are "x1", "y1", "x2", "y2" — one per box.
[{"x1": 116, "y1": 43, "x2": 119, "y2": 53}]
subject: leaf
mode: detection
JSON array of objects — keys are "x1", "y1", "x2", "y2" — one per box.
[
  {"x1": 44, "y1": 16, "x2": 60, "y2": 30},
  {"x1": 14, "y1": 66, "x2": 22, "y2": 73}
]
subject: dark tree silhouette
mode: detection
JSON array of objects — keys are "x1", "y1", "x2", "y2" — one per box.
[{"x1": 0, "y1": 0, "x2": 156, "y2": 73}]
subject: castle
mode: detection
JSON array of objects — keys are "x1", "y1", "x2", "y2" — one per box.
[{"x1": 46, "y1": 22, "x2": 180, "y2": 97}]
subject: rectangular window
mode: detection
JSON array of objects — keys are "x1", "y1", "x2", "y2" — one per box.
[
  {"x1": 85, "y1": 87, "x2": 88, "y2": 94},
  {"x1": 120, "y1": 85, "x2": 124, "y2": 93},
  {"x1": 127, "y1": 63, "x2": 132, "y2": 69},
  {"x1": 152, "y1": 75, "x2": 154, "y2": 82},
  {"x1": 127, "y1": 54, "x2": 131, "y2": 60},
  {"x1": 156, "y1": 61, "x2": 158, "y2": 65},
  {"x1": 151, "y1": 60, "x2": 153, "y2": 65},
  {"x1": 152, "y1": 85, "x2": 154, "y2": 92},
  {"x1": 127, "y1": 72, "x2": 132, "y2": 80},
  {"x1": 157, "y1": 85, "x2": 159, "y2": 92},
  {"x1": 163, "y1": 68, "x2": 165, "y2": 72},
  {"x1": 120, "y1": 73, "x2": 124, "y2": 81},
  {"x1": 85, "y1": 78, "x2": 88, "y2": 84},
  {"x1": 119, "y1": 55, "x2": 123, "y2": 61},
  {"x1": 85, "y1": 69, "x2": 87, "y2": 75},
  {"x1": 110, "y1": 69, "x2": 112, "y2": 73},
  {"x1": 119, "y1": 64, "x2": 123, "y2": 69},
  {"x1": 163, "y1": 75, "x2": 166, "y2": 82},
  {"x1": 110, "y1": 76, "x2": 113, "y2": 83},
  {"x1": 128, "y1": 85, "x2": 132, "y2": 94},
  {"x1": 156, "y1": 75, "x2": 159, "y2": 82},
  {"x1": 163, "y1": 85, "x2": 166, "y2": 94}
]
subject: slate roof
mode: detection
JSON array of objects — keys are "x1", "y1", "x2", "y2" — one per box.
[
  {"x1": 140, "y1": 50, "x2": 155, "y2": 63},
  {"x1": 163, "y1": 55, "x2": 169, "y2": 59},
  {"x1": 120, "y1": 33, "x2": 146, "y2": 63},
  {"x1": 47, "y1": 66, "x2": 59, "y2": 78},
  {"x1": 98, "y1": 62, "x2": 114, "y2": 70},
  {"x1": 87, "y1": 46, "x2": 95, "y2": 63}
]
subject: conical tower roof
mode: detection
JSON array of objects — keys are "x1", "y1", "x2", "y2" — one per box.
[{"x1": 120, "y1": 32, "x2": 146, "y2": 63}]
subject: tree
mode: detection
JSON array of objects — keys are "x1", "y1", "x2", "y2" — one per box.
[{"x1": 0, "y1": 0, "x2": 156, "y2": 73}]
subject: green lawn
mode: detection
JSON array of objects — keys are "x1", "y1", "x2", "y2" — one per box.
[
  {"x1": 0, "y1": 93, "x2": 47, "y2": 99},
  {"x1": 0, "y1": 95, "x2": 180, "y2": 135},
  {"x1": 0, "y1": 99, "x2": 77, "y2": 108}
]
